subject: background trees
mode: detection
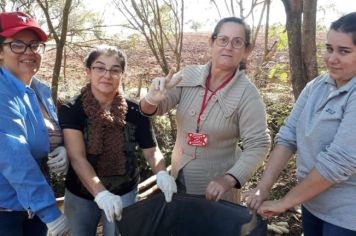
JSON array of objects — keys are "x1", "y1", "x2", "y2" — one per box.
[
  {"x1": 3, "y1": 0, "x2": 332, "y2": 101},
  {"x1": 112, "y1": 0, "x2": 184, "y2": 74},
  {"x1": 36, "y1": 0, "x2": 73, "y2": 103},
  {"x1": 3, "y1": 2, "x2": 348, "y2": 234},
  {"x1": 282, "y1": 0, "x2": 318, "y2": 99}
]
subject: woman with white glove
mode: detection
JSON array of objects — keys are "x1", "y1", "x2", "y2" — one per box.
[
  {"x1": 144, "y1": 70, "x2": 183, "y2": 106},
  {"x1": 140, "y1": 17, "x2": 270, "y2": 204},
  {"x1": 156, "y1": 170, "x2": 177, "y2": 202},
  {"x1": 59, "y1": 45, "x2": 174, "y2": 236},
  {"x1": 48, "y1": 146, "x2": 69, "y2": 175},
  {"x1": 46, "y1": 214, "x2": 69, "y2": 236},
  {"x1": 0, "y1": 11, "x2": 68, "y2": 236}
]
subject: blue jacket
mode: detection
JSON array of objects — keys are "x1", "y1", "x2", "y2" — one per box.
[{"x1": 0, "y1": 68, "x2": 61, "y2": 223}]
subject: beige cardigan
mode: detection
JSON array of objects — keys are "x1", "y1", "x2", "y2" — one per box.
[{"x1": 155, "y1": 63, "x2": 271, "y2": 202}]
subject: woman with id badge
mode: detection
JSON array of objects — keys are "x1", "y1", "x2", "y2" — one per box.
[{"x1": 139, "y1": 17, "x2": 271, "y2": 203}]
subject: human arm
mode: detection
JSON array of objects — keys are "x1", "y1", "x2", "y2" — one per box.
[
  {"x1": 47, "y1": 146, "x2": 69, "y2": 174},
  {"x1": 31, "y1": 79, "x2": 69, "y2": 175},
  {"x1": 62, "y1": 129, "x2": 122, "y2": 222},
  {"x1": 205, "y1": 174, "x2": 239, "y2": 201},
  {"x1": 258, "y1": 169, "x2": 332, "y2": 218},
  {"x1": 242, "y1": 78, "x2": 315, "y2": 210},
  {"x1": 243, "y1": 145, "x2": 294, "y2": 211},
  {"x1": 133, "y1": 100, "x2": 177, "y2": 202},
  {"x1": 202, "y1": 83, "x2": 270, "y2": 201},
  {"x1": 0, "y1": 88, "x2": 61, "y2": 223},
  {"x1": 140, "y1": 69, "x2": 182, "y2": 115},
  {"x1": 143, "y1": 146, "x2": 177, "y2": 202},
  {"x1": 142, "y1": 146, "x2": 167, "y2": 174},
  {"x1": 46, "y1": 214, "x2": 69, "y2": 236},
  {"x1": 62, "y1": 129, "x2": 106, "y2": 196},
  {"x1": 225, "y1": 85, "x2": 271, "y2": 190},
  {"x1": 257, "y1": 78, "x2": 356, "y2": 217}
]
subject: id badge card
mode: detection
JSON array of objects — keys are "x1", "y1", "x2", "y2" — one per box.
[{"x1": 187, "y1": 132, "x2": 208, "y2": 147}]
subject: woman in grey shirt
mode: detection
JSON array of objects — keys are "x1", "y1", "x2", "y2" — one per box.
[
  {"x1": 244, "y1": 12, "x2": 356, "y2": 235},
  {"x1": 140, "y1": 17, "x2": 271, "y2": 203}
]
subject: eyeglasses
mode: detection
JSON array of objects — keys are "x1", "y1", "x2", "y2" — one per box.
[
  {"x1": 1, "y1": 40, "x2": 46, "y2": 54},
  {"x1": 91, "y1": 66, "x2": 123, "y2": 78},
  {"x1": 213, "y1": 35, "x2": 246, "y2": 49}
]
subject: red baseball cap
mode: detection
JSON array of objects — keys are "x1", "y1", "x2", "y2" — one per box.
[{"x1": 0, "y1": 12, "x2": 48, "y2": 42}]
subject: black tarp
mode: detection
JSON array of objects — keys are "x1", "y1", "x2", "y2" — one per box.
[{"x1": 116, "y1": 193, "x2": 267, "y2": 236}]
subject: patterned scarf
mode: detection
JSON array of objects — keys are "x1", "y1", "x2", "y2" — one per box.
[{"x1": 81, "y1": 83, "x2": 128, "y2": 176}]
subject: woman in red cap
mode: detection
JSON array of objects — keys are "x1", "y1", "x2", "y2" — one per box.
[{"x1": 0, "y1": 12, "x2": 68, "y2": 236}]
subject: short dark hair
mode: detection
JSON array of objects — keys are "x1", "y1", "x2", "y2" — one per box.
[
  {"x1": 211, "y1": 17, "x2": 251, "y2": 48},
  {"x1": 330, "y1": 12, "x2": 356, "y2": 45},
  {"x1": 84, "y1": 44, "x2": 127, "y2": 71},
  {"x1": 211, "y1": 17, "x2": 251, "y2": 70}
]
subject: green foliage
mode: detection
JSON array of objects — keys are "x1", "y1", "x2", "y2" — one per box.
[
  {"x1": 316, "y1": 23, "x2": 327, "y2": 32},
  {"x1": 125, "y1": 34, "x2": 141, "y2": 49},
  {"x1": 269, "y1": 24, "x2": 288, "y2": 51},
  {"x1": 137, "y1": 115, "x2": 175, "y2": 180},
  {"x1": 276, "y1": 32, "x2": 288, "y2": 51},
  {"x1": 68, "y1": 7, "x2": 104, "y2": 41},
  {"x1": 268, "y1": 63, "x2": 289, "y2": 82},
  {"x1": 268, "y1": 156, "x2": 298, "y2": 200},
  {"x1": 152, "y1": 115, "x2": 175, "y2": 161},
  {"x1": 50, "y1": 173, "x2": 66, "y2": 197},
  {"x1": 189, "y1": 20, "x2": 203, "y2": 32},
  {"x1": 266, "y1": 102, "x2": 293, "y2": 141},
  {"x1": 316, "y1": 41, "x2": 328, "y2": 73},
  {"x1": 159, "y1": 4, "x2": 174, "y2": 32}
]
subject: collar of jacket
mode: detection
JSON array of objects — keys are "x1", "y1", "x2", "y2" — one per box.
[
  {"x1": 324, "y1": 74, "x2": 356, "y2": 93},
  {"x1": 177, "y1": 62, "x2": 251, "y2": 117}
]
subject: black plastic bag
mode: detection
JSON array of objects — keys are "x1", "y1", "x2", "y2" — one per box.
[{"x1": 116, "y1": 193, "x2": 267, "y2": 236}]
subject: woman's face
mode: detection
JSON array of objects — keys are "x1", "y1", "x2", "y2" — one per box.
[
  {"x1": 0, "y1": 30, "x2": 42, "y2": 84},
  {"x1": 210, "y1": 22, "x2": 250, "y2": 71},
  {"x1": 324, "y1": 29, "x2": 356, "y2": 88},
  {"x1": 87, "y1": 54, "x2": 123, "y2": 96}
]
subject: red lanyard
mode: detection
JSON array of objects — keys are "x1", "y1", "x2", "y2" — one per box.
[{"x1": 196, "y1": 71, "x2": 234, "y2": 132}]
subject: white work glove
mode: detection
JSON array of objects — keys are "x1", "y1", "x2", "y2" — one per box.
[
  {"x1": 144, "y1": 70, "x2": 183, "y2": 106},
  {"x1": 156, "y1": 170, "x2": 177, "y2": 202},
  {"x1": 47, "y1": 146, "x2": 69, "y2": 174},
  {"x1": 46, "y1": 214, "x2": 68, "y2": 236},
  {"x1": 94, "y1": 190, "x2": 123, "y2": 222}
]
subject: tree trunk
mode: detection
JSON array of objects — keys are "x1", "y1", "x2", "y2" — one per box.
[
  {"x1": 37, "y1": 0, "x2": 72, "y2": 103},
  {"x1": 264, "y1": 0, "x2": 270, "y2": 58},
  {"x1": 251, "y1": 0, "x2": 267, "y2": 48},
  {"x1": 52, "y1": 0, "x2": 72, "y2": 103},
  {"x1": 302, "y1": 0, "x2": 318, "y2": 83},
  {"x1": 282, "y1": 0, "x2": 305, "y2": 99},
  {"x1": 63, "y1": 46, "x2": 67, "y2": 81}
]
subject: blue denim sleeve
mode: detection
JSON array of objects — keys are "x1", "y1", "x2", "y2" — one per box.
[{"x1": 0, "y1": 93, "x2": 60, "y2": 223}]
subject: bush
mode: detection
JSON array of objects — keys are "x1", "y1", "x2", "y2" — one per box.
[
  {"x1": 138, "y1": 114, "x2": 175, "y2": 180},
  {"x1": 51, "y1": 173, "x2": 66, "y2": 197},
  {"x1": 266, "y1": 101, "x2": 293, "y2": 141}
]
